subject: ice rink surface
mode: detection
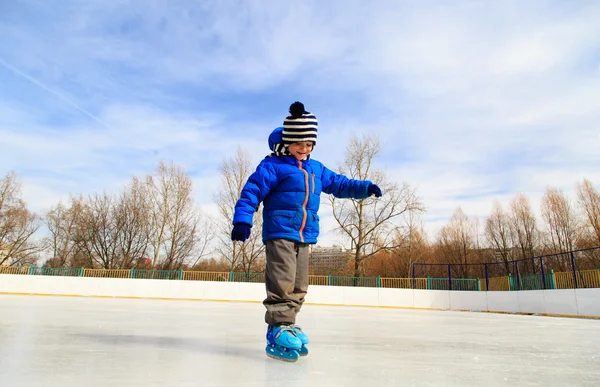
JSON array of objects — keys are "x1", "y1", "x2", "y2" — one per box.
[{"x1": 1, "y1": 295, "x2": 599, "y2": 387}]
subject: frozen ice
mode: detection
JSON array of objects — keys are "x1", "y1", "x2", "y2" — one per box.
[{"x1": 0, "y1": 294, "x2": 599, "y2": 387}]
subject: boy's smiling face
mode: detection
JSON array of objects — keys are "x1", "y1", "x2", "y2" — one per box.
[{"x1": 288, "y1": 141, "x2": 314, "y2": 160}]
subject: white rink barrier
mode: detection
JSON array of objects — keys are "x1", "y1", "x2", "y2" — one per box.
[{"x1": 1, "y1": 274, "x2": 598, "y2": 318}]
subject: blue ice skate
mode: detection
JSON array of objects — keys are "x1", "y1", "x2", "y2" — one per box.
[
  {"x1": 291, "y1": 325, "x2": 309, "y2": 356},
  {"x1": 265, "y1": 325, "x2": 302, "y2": 362}
]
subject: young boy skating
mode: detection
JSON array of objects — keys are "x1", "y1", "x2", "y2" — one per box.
[{"x1": 231, "y1": 102, "x2": 382, "y2": 362}]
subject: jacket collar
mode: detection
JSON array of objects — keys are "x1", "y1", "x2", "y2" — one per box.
[
  {"x1": 279, "y1": 155, "x2": 312, "y2": 168},
  {"x1": 287, "y1": 155, "x2": 311, "y2": 163}
]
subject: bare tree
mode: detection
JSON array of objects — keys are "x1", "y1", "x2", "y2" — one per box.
[
  {"x1": 188, "y1": 214, "x2": 217, "y2": 269},
  {"x1": 472, "y1": 216, "x2": 487, "y2": 265},
  {"x1": 576, "y1": 179, "x2": 600, "y2": 247},
  {"x1": 72, "y1": 192, "x2": 121, "y2": 269},
  {"x1": 43, "y1": 165, "x2": 210, "y2": 270},
  {"x1": 44, "y1": 196, "x2": 84, "y2": 267},
  {"x1": 145, "y1": 161, "x2": 207, "y2": 269},
  {"x1": 389, "y1": 211, "x2": 430, "y2": 278},
  {"x1": 113, "y1": 177, "x2": 151, "y2": 268},
  {"x1": 192, "y1": 256, "x2": 231, "y2": 272},
  {"x1": 541, "y1": 187, "x2": 580, "y2": 253},
  {"x1": 485, "y1": 201, "x2": 514, "y2": 271},
  {"x1": 46, "y1": 186, "x2": 149, "y2": 269},
  {"x1": 0, "y1": 172, "x2": 41, "y2": 266},
  {"x1": 508, "y1": 193, "x2": 539, "y2": 260},
  {"x1": 214, "y1": 147, "x2": 265, "y2": 272},
  {"x1": 330, "y1": 134, "x2": 424, "y2": 277},
  {"x1": 436, "y1": 207, "x2": 477, "y2": 278}
]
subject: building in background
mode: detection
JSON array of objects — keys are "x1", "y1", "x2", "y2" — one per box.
[{"x1": 309, "y1": 246, "x2": 352, "y2": 275}]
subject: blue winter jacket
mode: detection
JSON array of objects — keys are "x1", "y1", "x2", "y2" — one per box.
[{"x1": 233, "y1": 129, "x2": 372, "y2": 244}]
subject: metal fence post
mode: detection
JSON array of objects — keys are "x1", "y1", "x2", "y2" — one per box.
[
  {"x1": 570, "y1": 251, "x2": 578, "y2": 289},
  {"x1": 427, "y1": 276, "x2": 431, "y2": 290},
  {"x1": 178, "y1": 269, "x2": 183, "y2": 281},
  {"x1": 78, "y1": 267, "x2": 84, "y2": 277},
  {"x1": 130, "y1": 268, "x2": 135, "y2": 279},
  {"x1": 229, "y1": 271, "x2": 233, "y2": 282},
  {"x1": 377, "y1": 275, "x2": 381, "y2": 288},
  {"x1": 485, "y1": 264, "x2": 489, "y2": 292},
  {"x1": 411, "y1": 264, "x2": 416, "y2": 289},
  {"x1": 539, "y1": 257, "x2": 546, "y2": 290},
  {"x1": 447, "y1": 264, "x2": 452, "y2": 290},
  {"x1": 327, "y1": 274, "x2": 331, "y2": 286},
  {"x1": 514, "y1": 261, "x2": 521, "y2": 291}
]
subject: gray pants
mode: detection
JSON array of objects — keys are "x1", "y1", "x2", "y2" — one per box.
[{"x1": 263, "y1": 239, "x2": 309, "y2": 326}]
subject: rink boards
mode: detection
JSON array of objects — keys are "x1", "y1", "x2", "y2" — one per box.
[{"x1": 0, "y1": 274, "x2": 598, "y2": 318}]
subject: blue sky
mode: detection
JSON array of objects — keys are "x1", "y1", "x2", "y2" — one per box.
[{"x1": 1, "y1": 0, "x2": 599, "y2": 246}]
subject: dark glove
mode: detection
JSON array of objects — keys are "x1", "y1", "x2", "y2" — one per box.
[
  {"x1": 368, "y1": 184, "x2": 382, "y2": 198},
  {"x1": 231, "y1": 223, "x2": 251, "y2": 242}
]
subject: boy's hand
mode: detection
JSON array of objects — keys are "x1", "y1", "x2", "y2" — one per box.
[
  {"x1": 368, "y1": 184, "x2": 382, "y2": 198},
  {"x1": 231, "y1": 223, "x2": 251, "y2": 242}
]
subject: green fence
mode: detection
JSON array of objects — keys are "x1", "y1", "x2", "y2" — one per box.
[
  {"x1": 514, "y1": 272, "x2": 556, "y2": 291},
  {"x1": 29, "y1": 267, "x2": 82, "y2": 277},
  {"x1": 231, "y1": 272, "x2": 265, "y2": 283},
  {"x1": 1, "y1": 265, "x2": 598, "y2": 291},
  {"x1": 427, "y1": 277, "x2": 480, "y2": 291},
  {"x1": 130, "y1": 269, "x2": 182, "y2": 280},
  {"x1": 329, "y1": 276, "x2": 379, "y2": 288}
]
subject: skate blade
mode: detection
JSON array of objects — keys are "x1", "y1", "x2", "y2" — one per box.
[
  {"x1": 298, "y1": 346, "x2": 309, "y2": 356},
  {"x1": 266, "y1": 352, "x2": 298, "y2": 363}
]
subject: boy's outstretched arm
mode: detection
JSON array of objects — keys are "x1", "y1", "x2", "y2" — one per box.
[
  {"x1": 321, "y1": 165, "x2": 382, "y2": 199},
  {"x1": 232, "y1": 161, "x2": 278, "y2": 229}
]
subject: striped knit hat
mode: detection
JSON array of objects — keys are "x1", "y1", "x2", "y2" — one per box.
[{"x1": 282, "y1": 101, "x2": 318, "y2": 145}]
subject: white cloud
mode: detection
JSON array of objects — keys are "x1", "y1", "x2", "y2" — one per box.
[
  {"x1": 0, "y1": 101, "x2": 266, "y2": 214},
  {"x1": 1, "y1": 0, "x2": 599, "y2": 247}
]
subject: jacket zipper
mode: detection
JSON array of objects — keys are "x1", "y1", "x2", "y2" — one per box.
[
  {"x1": 298, "y1": 161, "x2": 309, "y2": 243},
  {"x1": 311, "y1": 174, "x2": 315, "y2": 194}
]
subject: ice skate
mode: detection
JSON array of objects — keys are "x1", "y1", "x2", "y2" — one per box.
[
  {"x1": 291, "y1": 324, "x2": 309, "y2": 356},
  {"x1": 265, "y1": 325, "x2": 302, "y2": 362}
]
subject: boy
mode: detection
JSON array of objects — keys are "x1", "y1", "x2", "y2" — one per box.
[{"x1": 231, "y1": 102, "x2": 382, "y2": 362}]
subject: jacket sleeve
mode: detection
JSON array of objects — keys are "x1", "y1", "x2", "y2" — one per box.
[
  {"x1": 232, "y1": 161, "x2": 278, "y2": 226},
  {"x1": 321, "y1": 164, "x2": 371, "y2": 199}
]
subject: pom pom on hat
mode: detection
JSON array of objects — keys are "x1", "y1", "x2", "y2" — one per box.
[
  {"x1": 282, "y1": 101, "x2": 318, "y2": 145},
  {"x1": 289, "y1": 101, "x2": 307, "y2": 118}
]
